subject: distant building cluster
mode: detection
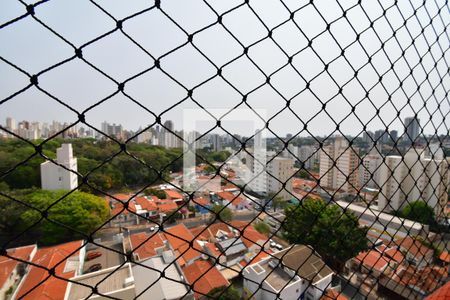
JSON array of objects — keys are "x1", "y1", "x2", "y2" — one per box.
[
  {"x1": 316, "y1": 116, "x2": 450, "y2": 220},
  {"x1": 1, "y1": 117, "x2": 240, "y2": 151},
  {"x1": 2, "y1": 117, "x2": 95, "y2": 140}
]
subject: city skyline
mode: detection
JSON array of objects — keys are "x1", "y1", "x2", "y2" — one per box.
[
  {"x1": 1, "y1": 1, "x2": 448, "y2": 137},
  {"x1": 1, "y1": 114, "x2": 444, "y2": 141}
]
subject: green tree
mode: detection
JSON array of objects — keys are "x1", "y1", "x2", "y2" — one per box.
[
  {"x1": 0, "y1": 189, "x2": 110, "y2": 245},
  {"x1": 144, "y1": 188, "x2": 166, "y2": 199},
  {"x1": 253, "y1": 222, "x2": 270, "y2": 235},
  {"x1": 294, "y1": 169, "x2": 311, "y2": 180},
  {"x1": 399, "y1": 200, "x2": 435, "y2": 225},
  {"x1": 210, "y1": 204, "x2": 233, "y2": 222},
  {"x1": 206, "y1": 285, "x2": 240, "y2": 300},
  {"x1": 282, "y1": 199, "x2": 369, "y2": 271},
  {"x1": 271, "y1": 196, "x2": 287, "y2": 212}
]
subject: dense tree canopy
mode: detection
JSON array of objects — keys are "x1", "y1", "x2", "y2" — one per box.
[
  {"x1": 399, "y1": 200, "x2": 435, "y2": 225},
  {"x1": 0, "y1": 138, "x2": 229, "y2": 192},
  {"x1": 210, "y1": 204, "x2": 233, "y2": 223},
  {"x1": 282, "y1": 199, "x2": 369, "y2": 271},
  {"x1": 253, "y1": 222, "x2": 271, "y2": 235},
  {"x1": 206, "y1": 285, "x2": 240, "y2": 300},
  {"x1": 0, "y1": 189, "x2": 110, "y2": 246}
]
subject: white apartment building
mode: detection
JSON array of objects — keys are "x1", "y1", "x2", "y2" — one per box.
[
  {"x1": 243, "y1": 245, "x2": 334, "y2": 300},
  {"x1": 319, "y1": 137, "x2": 360, "y2": 194},
  {"x1": 359, "y1": 149, "x2": 383, "y2": 189},
  {"x1": 267, "y1": 156, "x2": 295, "y2": 200},
  {"x1": 377, "y1": 148, "x2": 450, "y2": 218},
  {"x1": 40, "y1": 143, "x2": 78, "y2": 190},
  {"x1": 298, "y1": 145, "x2": 319, "y2": 169}
]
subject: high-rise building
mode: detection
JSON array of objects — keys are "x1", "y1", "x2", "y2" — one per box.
[
  {"x1": 40, "y1": 143, "x2": 78, "y2": 190},
  {"x1": 389, "y1": 130, "x2": 398, "y2": 143},
  {"x1": 298, "y1": 145, "x2": 319, "y2": 169},
  {"x1": 359, "y1": 148, "x2": 383, "y2": 189},
  {"x1": 6, "y1": 117, "x2": 16, "y2": 131},
  {"x1": 403, "y1": 116, "x2": 421, "y2": 143},
  {"x1": 362, "y1": 131, "x2": 374, "y2": 144},
  {"x1": 266, "y1": 156, "x2": 294, "y2": 200},
  {"x1": 374, "y1": 129, "x2": 389, "y2": 143},
  {"x1": 377, "y1": 148, "x2": 449, "y2": 218},
  {"x1": 319, "y1": 137, "x2": 360, "y2": 194}
]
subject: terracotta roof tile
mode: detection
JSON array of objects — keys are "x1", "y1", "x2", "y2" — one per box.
[
  {"x1": 165, "y1": 189, "x2": 183, "y2": 199},
  {"x1": 241, "y1": 227, "x2": 268, "y2": 249},
  {"x1": 0, "y1": 245, "x2": 36, "y2": 289},
  {"x1": 355, "y1": 250, "x2": 389, "y2": 272},
  {"x1": 14, "y1": 240, "x2": 82, "y2": 300},
  {"x1": 135, "y1": 197, "x2": 157, "y2": 211},
  {"x1": 164, "y1": 224, "x2": 202, "y2": 266},
  {"x1": 182, "y1": 260, "x2": 229, "y2": 299},
  {"x1": 129, "y1": 232, "x2": 166, "y2": 261},
  {"x1": 426, "y1": 281, "x2": 450, "y2": 299}
]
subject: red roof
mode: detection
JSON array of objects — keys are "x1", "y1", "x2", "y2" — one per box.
[
  {"x1": 193, "y1": 197, "x2": 210, "y2": 207},
  {"x1": 204, "y1": 242, "x2": 221, "y2": 258},
  {"x1": 0, "y1": 245, "x2": 36, "y2": 289},
  {"x1": 156, "y1": 201, "x2": 178, "y2": 213},
  {"x1": 165, "y1": 189, "x2": 183, "y2": 199},
  {"x1": 240, "y1": 249, "x2": 272, "y2": 268},
  {"x1": 383, "y1": 247, "x2": 405, "y2": 264},
  {"x1": 129, "y1": 232, "x2": 166, "y2": 261},
  {"x1": 14, "y1": 240, "x2": 83, "y2": 300},
  {"x1": 164, "y1": 224, "x2": 202, "y2": 266},
  {"x1": 241, "y1": 226, "x2": 268, "y2": 249},
  {"x1": 292, "y1": 178, "x2": 318, "y2": 189},
  {"x1": 395, "y1": 237, "x2": 433, "y2": 258},
  {"x1": 392, "y1": 265, "x2": 442, "y2": 294},
  {"x1": 135, "y1": 197, "x2": 157, "y2": 211},
  {"x1": 216, "y1": 191, "x2": 245, "y2": 206},
  {"x1": 182, "y1": 260, "x2": 229, "y2": 299},
  {"x1": 426, "y1": 281, "x2": 450, "y2": 299},
  {"x1": 355, "y1": 250, "x2": 389, "y2": 272},
  {"x1": 189, "y1": 225, "x2": 210, "y2": 241},
  {"x1": 320, "y1": 288, "x2": 348, "y2": 300},
  {"x1": 110, "y1": 193, "x2": 131, "y2": 201},
  {"x1": 439, "y1": 251, "x2": 450, "y2": 263},
  {"x1": 111, "y1": 201, "x2": 137, "y2": 216}
]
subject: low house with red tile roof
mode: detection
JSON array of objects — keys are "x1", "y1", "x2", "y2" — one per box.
[
  {"x1": 241, "y1": 226, "x2": 270, "y2": 253},
  {"x1": 320, "y1": 288, "x2": 348, "y2": 300},
  {"x1": 0, "y1": 245, "x2": 37, "y2": 299},
  {"x1": 394, "y1": 237, "x2": 434, "y2": 268},
  {"x1": 134, "y1": 196, "x2": 158, "y2": 218},
  {"x1": 192, "y1": 197, "x2": 212, "y2": 214},
  {"x1": 155, "y1": 200, "x2": 179, "y2": 213},
  {"x1": 349, "y1": 250, "x2": 390, "y2": 276},
  {"x1": 163, "y1": 224, "x2": 203, "y2": 267},
  {"x1": 128, "y1": 232, "x2": 167, "y2": 261},
  {"x1": 239, "y1": 249, "x2": 273, "y2": 269},
  {"x1": 379, "y1": 265, "x2": 447, "y2": 299},
  {"x1": 182, "y1": 260, "x2": 229, "y2": 299},
  {"x1": 13, "y1": 240, "x2": 83, "y2": 300},
  {"x1": 425, "y1": 280, "x2": 450, "y2": 299},
  {"x1": 215, "y1": 191, "x2": 248, "y2": 210},
  {"x1": 164, "y1": 189, "x2": 184, "y2": 202}
]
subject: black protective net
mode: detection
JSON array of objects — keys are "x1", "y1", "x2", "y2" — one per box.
[{"x1": 0, "y1": 0, "x2": 449, "y2": 299}]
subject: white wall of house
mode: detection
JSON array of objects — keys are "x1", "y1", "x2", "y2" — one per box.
[{"x1": 41, "y1": 144, "x2": 78, "y2": 190}]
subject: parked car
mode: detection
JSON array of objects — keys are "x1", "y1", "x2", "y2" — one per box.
[
  {"x1": 86, "y1": 263, "x2": 102, "y2": 273},
  {"x1": 86, "y1": 251, "x2": 102, "y2": 261}
]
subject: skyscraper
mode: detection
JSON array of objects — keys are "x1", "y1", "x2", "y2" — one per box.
[
  {"x1": 403, "y1": 116, "x2": 421, "y2": 143},
  {"x1": 319, "y1": 136, "x2": 360, "y2": 194}
]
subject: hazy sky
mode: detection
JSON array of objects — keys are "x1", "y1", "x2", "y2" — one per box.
[{"x1": 0, "y1": 0, "x2": 449, "y2": 138}]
